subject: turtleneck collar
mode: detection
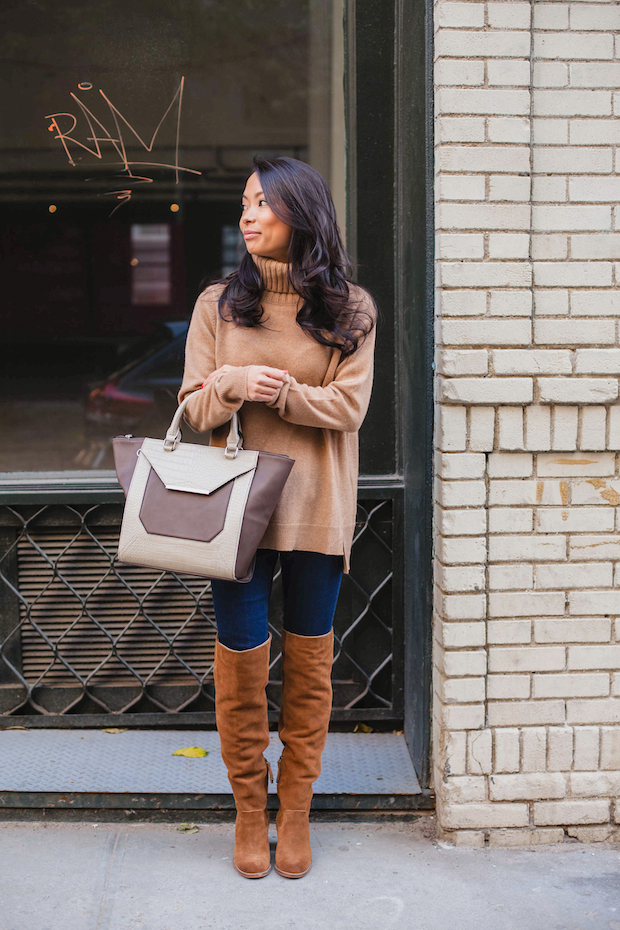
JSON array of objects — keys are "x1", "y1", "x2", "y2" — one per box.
[{"x1": 251, "y1": 253, "x2": 297, "y2": 297}]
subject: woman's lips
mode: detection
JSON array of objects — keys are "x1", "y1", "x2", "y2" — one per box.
[{"x1": 243, "y1": 230, "x2": 260, "y2": 238}]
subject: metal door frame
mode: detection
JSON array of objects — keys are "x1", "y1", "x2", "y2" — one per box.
[{"x1": 345, "y1": 0, "x2": 434, "y2": 788}]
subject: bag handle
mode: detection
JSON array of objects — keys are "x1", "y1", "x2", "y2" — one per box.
[{"x1": 164, "y1": 389, "x2": 243, "y2": 460}]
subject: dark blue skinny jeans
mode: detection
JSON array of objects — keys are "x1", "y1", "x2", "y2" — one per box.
[{"x1": 210, "y1": 549, "x2": 343, "y2": 651}]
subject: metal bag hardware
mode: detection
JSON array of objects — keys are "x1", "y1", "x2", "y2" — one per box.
[{"x1": 113, "y1": 389, "x2": 294, "y2": 582}]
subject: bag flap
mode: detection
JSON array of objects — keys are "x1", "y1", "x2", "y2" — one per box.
[{"x1": 138, "y1": 438, "x2": 258, "y2": 496}]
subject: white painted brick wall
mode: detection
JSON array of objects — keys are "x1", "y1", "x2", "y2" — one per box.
[{"x1": 433, "y1": 0, "x2": 620, "y2": 845}]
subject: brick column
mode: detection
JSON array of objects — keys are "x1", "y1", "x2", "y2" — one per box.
[{"x1": 433, "y1": 0, "x2": 620, "y2": 846}]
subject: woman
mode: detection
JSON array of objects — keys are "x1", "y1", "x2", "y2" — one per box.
[{"x1": 177, "y1": 155, "x2": 377, "y2": 879}]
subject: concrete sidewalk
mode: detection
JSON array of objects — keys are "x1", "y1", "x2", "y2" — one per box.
[{"x1": 1, "y1": 818, "x2": 619, "y2": 930}]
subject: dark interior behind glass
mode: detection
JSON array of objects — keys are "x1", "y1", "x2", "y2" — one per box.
[{"x1": 0, "y1": 0, "x2": 344, "y2": 471}]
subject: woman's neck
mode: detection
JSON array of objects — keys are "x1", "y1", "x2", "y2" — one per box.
[{"x1": 251, "y1": 253, "x2": 296, "y2": 296}]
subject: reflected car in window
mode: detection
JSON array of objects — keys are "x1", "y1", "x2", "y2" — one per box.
[{"x1": 85, "y1": 321, "x2": 189, "y2": 439}]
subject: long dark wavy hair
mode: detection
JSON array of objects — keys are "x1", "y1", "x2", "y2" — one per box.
[{"x1": 217, "y1": 155, "x2": 376, "y2": 357}]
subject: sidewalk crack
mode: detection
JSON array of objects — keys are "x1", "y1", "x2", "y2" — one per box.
[{"x1": 96, "y1": 830, "x2": 122, "y2": 929}]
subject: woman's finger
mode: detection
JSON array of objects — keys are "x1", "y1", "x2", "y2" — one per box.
[
  {"x1": 260, "y1": 367, "x2": 287, "y2": 381},
  {"x1": 257, "y1": 376, "x2": 285, "y2": 390}
]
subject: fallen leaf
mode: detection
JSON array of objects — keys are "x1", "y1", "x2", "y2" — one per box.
[
  {"x1": 101, "y1": 727, "x2": 128, "y2": 734},
  {"x1": 178, "y1": 822, "x2": 199, "y2": 834},
  {"x1": 354, "y1": 723, "x2": 373, "y2": 733},
  {"x1": 172, "y1": 746, "x2": 209, "y2": 758}
]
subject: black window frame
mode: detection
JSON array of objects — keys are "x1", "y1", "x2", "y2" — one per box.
[{"x1": 0, "y1": 0, "x2": 434, "y2": 790}]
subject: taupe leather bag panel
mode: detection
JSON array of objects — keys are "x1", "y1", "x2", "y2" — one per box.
[
  {"x1": 114, "y1": 437, "x2": 143, "y2": 495},
  {"x1": 139, "y1": 467, "x2": 233, "y2": 543},
  {"x1": 112, "y1": 390, "x2": 294, "y2": 582},
  {"x1": 234, "y1": 451, "x2": 296, "y2": 580}
]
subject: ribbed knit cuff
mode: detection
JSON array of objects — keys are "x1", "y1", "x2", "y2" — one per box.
[{"x1": 216, "y1": 366, "x2": 249, "y2": 404}]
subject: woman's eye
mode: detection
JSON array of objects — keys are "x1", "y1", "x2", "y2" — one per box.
[
  {"x1": 259, "y1": 199, "x2": 268, "y2": 206},
  {"x1": 240, "y1": 203, "x2": 247, "y2": 211}
]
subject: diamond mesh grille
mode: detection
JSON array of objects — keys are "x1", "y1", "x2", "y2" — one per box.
[{"x1": 0, "y1": 496, "x2": 399, "y2": 721}]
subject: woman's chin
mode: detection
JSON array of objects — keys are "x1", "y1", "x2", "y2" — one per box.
[
  {"x1": 250, "y1": 247, "x2": 274, "y2": 259},
  {"x1": 244, "y1": 241, "x2": 289, "y2": 263},
  {"x1": 245, "y1": 240, "x2": 266, "y2": 257}
]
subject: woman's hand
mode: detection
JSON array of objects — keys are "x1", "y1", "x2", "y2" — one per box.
[
  {"x1": 201, "y1": 365, "x2": 233, "y2": 388},
  {"x1": 246, "y1": 366, "x2": 287, "y2": 402},
  {"x1": 201, "y1": 364, "x2": 287, "y2": 402}
]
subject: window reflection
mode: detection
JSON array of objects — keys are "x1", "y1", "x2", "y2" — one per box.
[
  {"x1": 221, "y1": 225, "x2": 245, "y2": 278},
  {"x1": 130, "y1": 224, "x2": 171, "y2": 306},
  {"x1": 0, "y1": 0, "x2": 345, "y2": 474}
]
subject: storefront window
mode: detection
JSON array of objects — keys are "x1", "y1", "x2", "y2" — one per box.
[{"x1": 0, "y1": 0, "x2": 345, "y2": 473}]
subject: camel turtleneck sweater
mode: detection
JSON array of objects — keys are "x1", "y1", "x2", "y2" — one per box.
[{"x1": 177, "y1": 253, "x2": 376, "y2": 572}]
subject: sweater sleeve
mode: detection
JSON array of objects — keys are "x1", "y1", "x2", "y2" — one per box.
[
  {"x1": 266, "y1": 321, "x2": 376, "y2": 432},
  {"x1": 177, "y1": 288, "x2": 250, "y2": 433}
]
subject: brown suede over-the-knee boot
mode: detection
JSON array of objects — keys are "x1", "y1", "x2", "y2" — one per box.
[
  {"x1": 214, "y1": 634, "x2": 272, "y2": 879},
  {"x1": 275, "y1": 628, "x2": 334, "y2": 879}
]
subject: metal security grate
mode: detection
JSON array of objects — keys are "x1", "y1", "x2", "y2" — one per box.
[
  {"x1": 0, "y1": 493, "x2": 402, "y2": 724},
  {"x1": 18, "y1": 530, "x2": 215, "y2": 684},
  {"x1": 332, "y1": 499, "x2": 395, "y2": 710}
]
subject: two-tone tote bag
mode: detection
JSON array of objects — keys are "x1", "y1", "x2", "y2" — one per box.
[{"x1": 112, "y1": 389, "x2": 294, "y2": 582}]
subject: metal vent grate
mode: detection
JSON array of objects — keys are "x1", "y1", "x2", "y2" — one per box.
[
  {"x1": 18, "y1": 528, "x2": 215, "y2": 685},
  {"x1": 0, "y1": 494, "x2": 402, "y2": 722}
]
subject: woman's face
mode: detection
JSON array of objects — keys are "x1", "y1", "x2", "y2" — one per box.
[{"x1": 239, "y1": 171, "x2": 292, "y2": 263}]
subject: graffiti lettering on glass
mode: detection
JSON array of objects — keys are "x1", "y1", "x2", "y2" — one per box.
[{"x1": 45, "y1": 77, "x2": 202, "y2": 214}]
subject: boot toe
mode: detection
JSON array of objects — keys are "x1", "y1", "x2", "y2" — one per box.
[
  {"x1": 233, "y1": 810, "x2": 271, "y2": 878},
  {"x1": 234, "y1": 853, "x2": 272, "y2": 879},
  {"x1": 274, "y1": 855, "x2": 311, "y2": 879},
  {"x1": 275, "y1": 809, "x2": 312, "y2": 878}
]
